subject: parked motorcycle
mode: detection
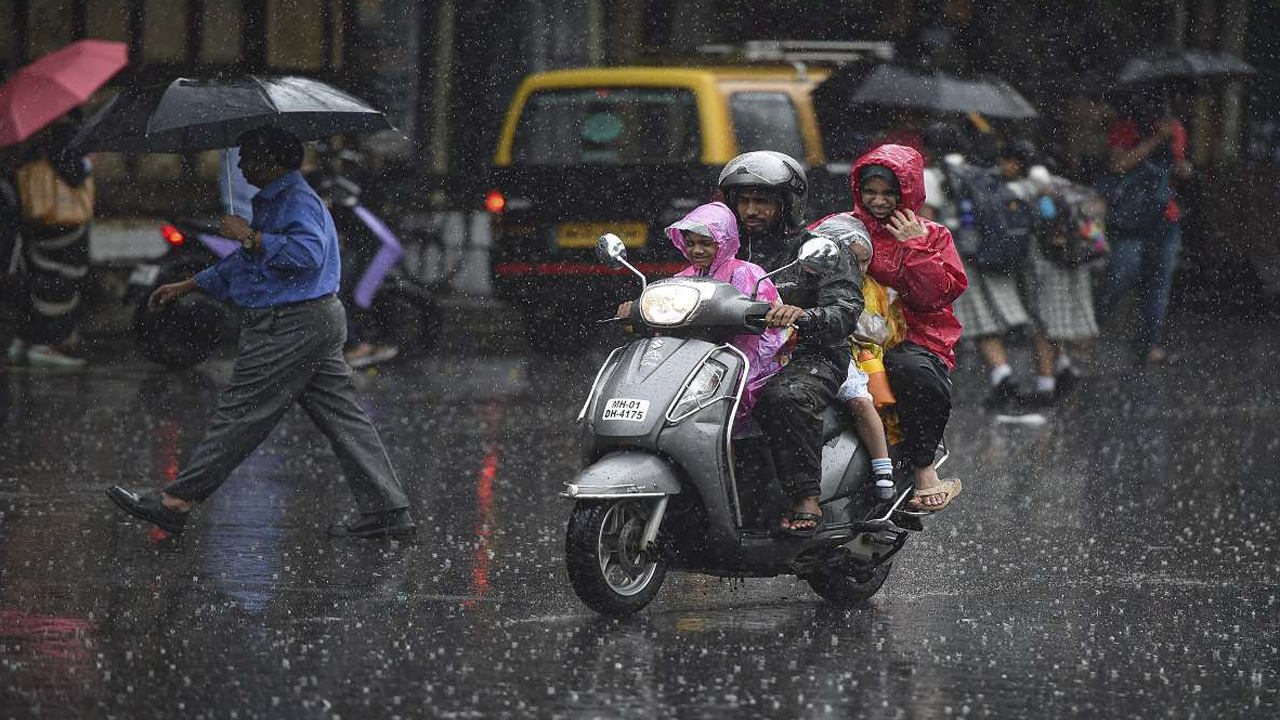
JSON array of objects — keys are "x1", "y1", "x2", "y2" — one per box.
[
  {"x1": 563, "y1": 233, "x2": 939, "y2": 618},
  {"x1": 126, "y1": 149, "x2": 445, "y2": 367}
]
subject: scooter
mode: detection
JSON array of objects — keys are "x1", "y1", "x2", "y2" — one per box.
[
  {"x1": 563, "y1": 233, "x2": 938, "y2": 618},
  {"x1": 125, "y1": 149, "x2": 446, "y2": 367}
]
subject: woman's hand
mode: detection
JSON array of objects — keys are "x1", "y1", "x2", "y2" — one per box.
[
  {"x1": 886, "y1": 209, "x2": 927, "y2": 242},
  {"x1": 616, "y1": 300, "x2": 633, "y2": 319}
]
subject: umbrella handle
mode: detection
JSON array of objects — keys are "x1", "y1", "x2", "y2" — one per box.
[{"x1": 224, "y1": 148, "x2": 235, "y2": 216}]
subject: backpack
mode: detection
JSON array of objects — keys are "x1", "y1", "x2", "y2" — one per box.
[
  {"x1": 968, "y1": 174, "x2": 1035, "y2": 273},
  {"x1": 1095, "y1": 156, "x2": 1172, "y2": 233},
  {"x1": 14, "y1": 158, "x2": 95, "y2": 228},
  {"x1": 1036, "y1": 181, "x2": 1110, "y2": 268}
]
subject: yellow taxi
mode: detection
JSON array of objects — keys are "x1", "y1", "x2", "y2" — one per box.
[{"x1": 486, "y1": 64, "x2": 831, "y2": 348}]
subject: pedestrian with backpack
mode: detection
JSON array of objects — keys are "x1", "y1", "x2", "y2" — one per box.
[
  {"x1": 1021, "y1": 161, "x2": 1108, "y2": 406},
  {"x1": 949, "y1": 140, "x2": 1039, "y2": 409},
  {"x1": 6, "y1": 118, "x2": 94, "y2": 368},
  {"x1": 1095, "y1": 91, "x2": 1191, "y2": 366}
]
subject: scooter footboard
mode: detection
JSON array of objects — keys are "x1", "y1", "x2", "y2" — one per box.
[{"x1": 562, "y1": 452, "x2": 683, "y2": 499}]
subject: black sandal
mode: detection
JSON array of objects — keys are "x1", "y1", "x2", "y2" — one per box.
[{"x1": 780, "y1": 511, "x2": 822, "y2": 538}]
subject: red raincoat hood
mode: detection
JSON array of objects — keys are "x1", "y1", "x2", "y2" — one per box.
[
  {"x1": 834, "y1": 144, "x2": 968, "y2": 368},
  {"x1": 851, "y1": 144, "x2": 927, "y2": 223}
]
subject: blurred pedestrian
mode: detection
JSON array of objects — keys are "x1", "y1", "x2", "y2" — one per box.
[
  {"x1": 1095, "y1": 91, "x2": 1192, "y2": 365},
  {"x1": 949, "y1": 140, "x2": 1037, "y2": 408},
  {"x1": 0, "y1": 151, "x2": 21, "y2": 304},
  {"x1": 106, "y1": 126, "x2": 415, "y2": 539},
  {"x1": 1023, "y1": 163, "x2": 1103, "y2": 405},
  {"x1": 6, "y1": 118, "x2": 93, "y2": 368}
]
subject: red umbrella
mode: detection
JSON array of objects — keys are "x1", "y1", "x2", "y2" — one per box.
[{"x1": 0, "y1": 39, "x2": 128, "y2": 148}]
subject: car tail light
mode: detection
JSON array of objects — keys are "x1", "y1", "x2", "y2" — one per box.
[
  {"x1": 161, "y1": 223, "x2": 186, "y2": 246},
  {"x1": 485, "y1": 190, "x2": 506, "y2": 214}
]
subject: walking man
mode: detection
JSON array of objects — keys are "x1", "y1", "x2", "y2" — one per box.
[{"x1": 107, "y1": 126, "x2": 414, "y2": 539}]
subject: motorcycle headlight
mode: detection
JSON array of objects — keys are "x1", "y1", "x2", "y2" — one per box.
[
  {"x1": 669, "y1": 359, "x2": 728, "y2": 420},
  {"x1": 640, "y1": 284, "x2": 701, "y2": 326}
]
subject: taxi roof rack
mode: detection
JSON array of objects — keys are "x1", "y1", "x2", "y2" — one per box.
[{"x1": 695, "y1": 40, "x2": 895, "y2": 65}]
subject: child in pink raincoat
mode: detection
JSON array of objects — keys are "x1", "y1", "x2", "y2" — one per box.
[{"x1": 619, "y1": 202, "x2": 787, "y2": 425}]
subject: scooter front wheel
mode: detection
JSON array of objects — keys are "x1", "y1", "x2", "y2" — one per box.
[{"x1": 565, "y1": 499, "x2": 667, "y2": 618}]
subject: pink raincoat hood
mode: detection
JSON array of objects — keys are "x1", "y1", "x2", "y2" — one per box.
[{"x1": 666, "y1": 201, "x2": 740, "y2": 279}]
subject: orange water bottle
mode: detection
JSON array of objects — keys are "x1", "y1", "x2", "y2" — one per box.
[{"x1": 858, "y1": 348, "x2": 896, "y2": 409}]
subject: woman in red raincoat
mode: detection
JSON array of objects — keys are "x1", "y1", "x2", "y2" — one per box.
[{"x1": 845, "y1": 144, "x2": 968, "y2": 511}]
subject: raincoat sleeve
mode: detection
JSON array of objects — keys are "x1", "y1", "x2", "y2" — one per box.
[
  {"x1": 257, "y1": 193, "x2": 327, "y2": 272},
  {"x1": 800, "y1": 245, "x2": 865, "y2": 344},
  {"x1": 872, "y1": 223, "x2": 967, "y2": 313},
  {"x1": 194, "y1": 253, "x2": 245, "y2": 303},
  {"x1": 728, "y1": 265, "x2": 787, "y2": 383}
]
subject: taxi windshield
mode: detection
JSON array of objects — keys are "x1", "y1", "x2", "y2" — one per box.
[{"x1": 511, "y1": 88, "x2": 701, "y2": 166}]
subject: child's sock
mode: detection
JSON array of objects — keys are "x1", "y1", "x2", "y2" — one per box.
[
  {"x1": 1035, "y1": 375, "x2": 1056, "y2": 394},
  {"x1": 990, "y1": 363, "x2": 1013, "y2": 387},
  {"x1": 871, "y1": 457, "x2": 895, "y2": 500}
]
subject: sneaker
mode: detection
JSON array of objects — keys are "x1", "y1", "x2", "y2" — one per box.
[
  {"x1": 25, "y1": 344, "x2": 87, "y2": 368},
  {"x1": 1023, "y1": 390, "x2": 1056, "y2": 408},
  {"x1": 873, "y1": 473, "x2": 897, "y2": 500},
  {"x1": 1053, "y1": 366, "x2": 1080, "y2": 400},
  {"x1": 982, "y1": 376, "x2": 1020, "y2": 409},
  {"x1": 6, "y1": 339, "x2": 26, "y2": 364}
]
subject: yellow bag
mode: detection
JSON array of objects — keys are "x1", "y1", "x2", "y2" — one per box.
[{"x1": 15, "y1": 159, "x2": 95, "y2": 228}]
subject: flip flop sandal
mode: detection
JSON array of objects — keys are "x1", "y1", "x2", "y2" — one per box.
[
  {"x1": 780, "y1": 511, "x2": 823, "y2": 538},
  {"x1": 907, "y1": 478, "x2": 963, "y2": 513}
]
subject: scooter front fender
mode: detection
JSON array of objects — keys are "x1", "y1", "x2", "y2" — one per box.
[{"x1": 562, "y1": 452, "x2": 682, "y2": 499}]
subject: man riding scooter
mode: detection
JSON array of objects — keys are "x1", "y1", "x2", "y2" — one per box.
[{"x1": 717, "y1": 151, "x2": 864, "y2": 537}]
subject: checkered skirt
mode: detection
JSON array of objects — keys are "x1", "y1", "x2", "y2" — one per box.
[
  {"x1": 1025, "y1": 243, "x2": 1100, "y2": 342},
  {"x1": 953, "y1": 259, "x2": 1030, "y2": 338}
]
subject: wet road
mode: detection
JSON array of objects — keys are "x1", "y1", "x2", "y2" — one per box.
[{"x1": 1, "y1": 306, "x2": 1278, "y2": 719}]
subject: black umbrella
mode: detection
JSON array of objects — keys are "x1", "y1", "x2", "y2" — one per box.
[
  {"x1": 813, "y1": 63, "x2": 1039, "y2": 120},
  {"x1": 70, "y1": 75, "x2": 393, "y2": 152},
  {"x1": 1117, "y1": 47, "x2": 1255, "y2": 86}
]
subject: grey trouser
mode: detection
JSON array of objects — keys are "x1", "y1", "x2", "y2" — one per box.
[{"x1": 164, "y1": 295, "x2": 409, "y2": 515}]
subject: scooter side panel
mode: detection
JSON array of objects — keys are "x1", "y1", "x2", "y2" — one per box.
[
  {"x1": 656, "y1": 388, "x2": 745, "y2": 559},
  {"x1": 819, "y1": 430, "x2": 871, "y2": 526},
  {"x1": 566, "y1": 451, "x2": 682, "y2": 497}
]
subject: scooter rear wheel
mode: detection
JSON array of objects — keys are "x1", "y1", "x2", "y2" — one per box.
[
  {"x1": 565, "y1": 499, "x2": 667, "y2": 618},
  {"x1": 805, "y1": 562, "x2": 892, "y2": 607}
]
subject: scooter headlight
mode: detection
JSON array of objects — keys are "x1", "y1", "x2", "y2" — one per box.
[
  {"x1": 640, "y1": 284, "x2": 701, "y2": 326},
  {"x1": 669, "y1": 359, "x2": 728, "y2": 421}
]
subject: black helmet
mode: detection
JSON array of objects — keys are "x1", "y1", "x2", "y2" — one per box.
[{"x1": 717, "y1": 151, "x2": 808, "y2": 229}]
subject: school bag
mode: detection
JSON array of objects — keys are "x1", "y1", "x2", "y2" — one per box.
[
  {"x1": 14, "y1": 158, "x2": 95, "y2": 228},
  {"x1": 1095, "y1": 153, "x2": 1173, "y2": 233},
  {"x1": 968, "y1": 174, "x2": 1035, "y2": 273},
  {"x1": 1036, "y1": 181, "x2": 1110, "y2": 268}
]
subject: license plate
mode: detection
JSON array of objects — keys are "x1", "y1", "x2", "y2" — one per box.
[
  {"x1": 128, "y1": 264, "x2": 161, "y2": 286},
  {"x1": 557, "y1": 221, "x2": 647, "y2": 249},
  {"x1": 602, "y1": 398, "x2": 649, "y2": 422}
]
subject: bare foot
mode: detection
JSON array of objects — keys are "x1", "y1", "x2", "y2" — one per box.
[
  {"x1": 911, "y1": 465, "x2": 948, "y2": 510},
  {"x1": 780, "y1": 496, "x2": 821, "y2": 533}
]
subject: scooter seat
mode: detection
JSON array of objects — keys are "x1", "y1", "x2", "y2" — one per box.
[{"x1": 821, "y1": 403, "x2": 856, "y2": 442}]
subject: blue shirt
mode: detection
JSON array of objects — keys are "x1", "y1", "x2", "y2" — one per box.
[{"x1": 195, "y1": 171, "x2": 341, "y2": 308}]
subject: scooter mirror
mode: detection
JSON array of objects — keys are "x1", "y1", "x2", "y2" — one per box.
[
  {"x1": 797, "y1": 237, "x2": 842, "y2": 276},
  {"x1": 597, "y1": 232, "x2": 647, "y2": 290},
  {"x1": 596, "y1": 233, "x2": 628, "y2": 266}
]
